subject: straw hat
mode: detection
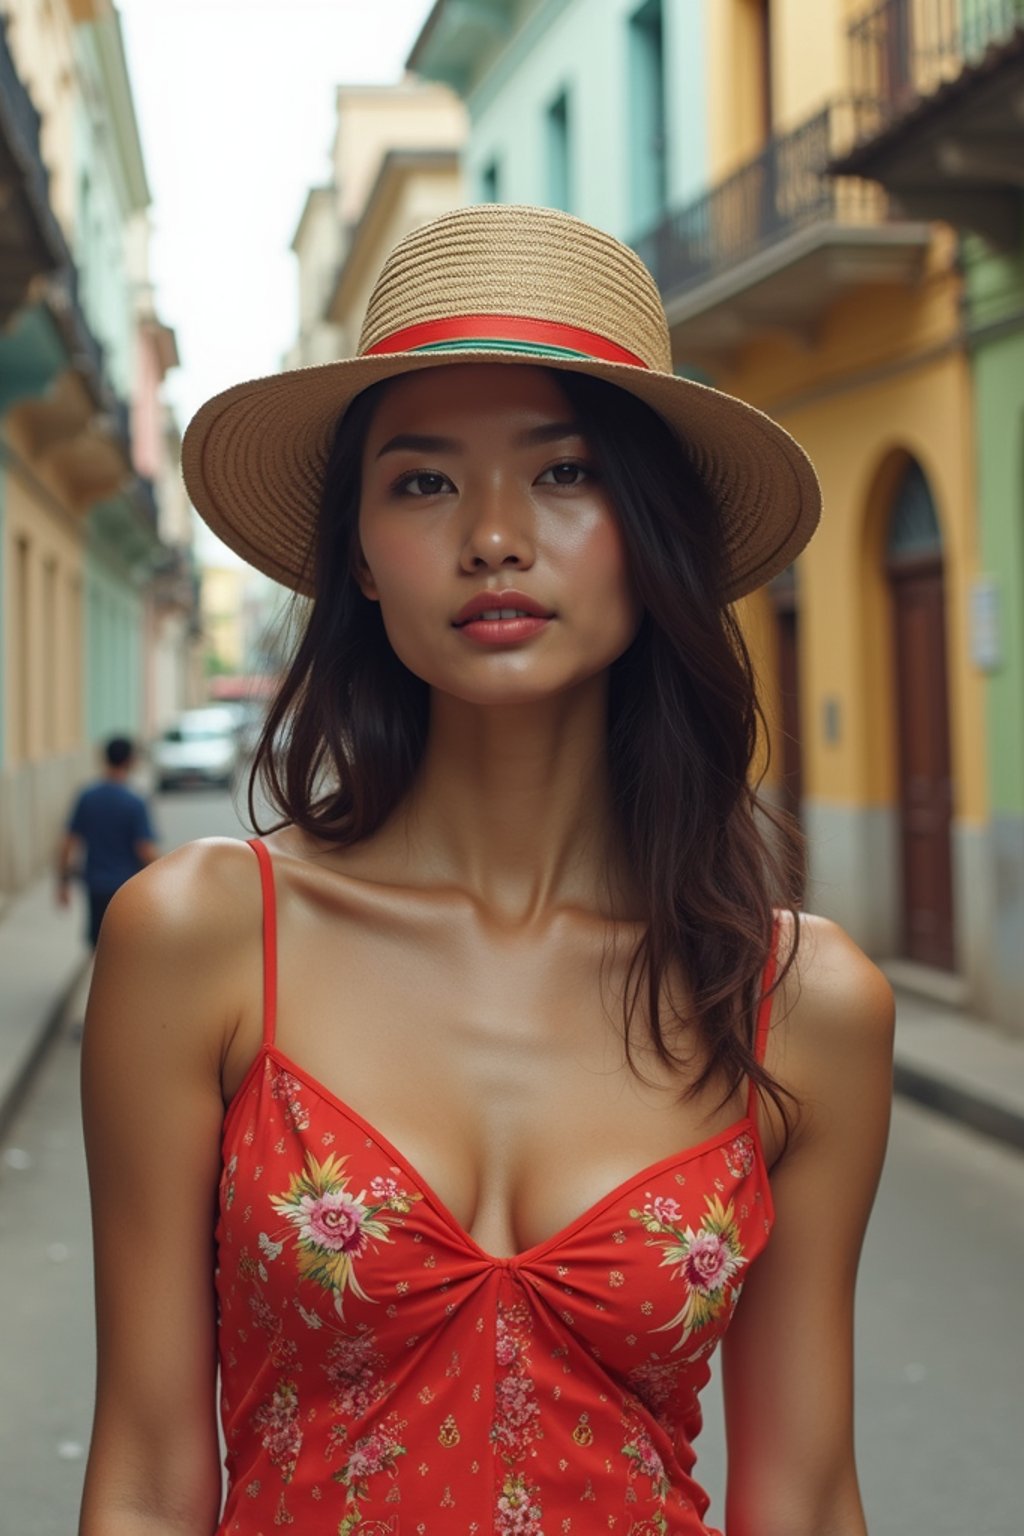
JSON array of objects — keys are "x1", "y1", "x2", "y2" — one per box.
[{"x1": 182, "y1": 203, "x2": 820, "y2": 599}]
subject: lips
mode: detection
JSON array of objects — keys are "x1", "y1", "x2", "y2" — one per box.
[{"x1": 453, "y1": 589, "x2": 554, "y2": 627}]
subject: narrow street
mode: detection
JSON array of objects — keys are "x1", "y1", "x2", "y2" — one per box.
[{"x1": 0, "y1": 788, "x2": 1021, "y2": 1534}]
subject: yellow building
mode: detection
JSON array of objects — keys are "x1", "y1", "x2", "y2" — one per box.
[
  {"x1": 287, "y1": 78, "x2": 466, "y2": 369},
  {"x1": 407, "y1": 0, "x2": 1003, "y2": 1022},
  {"x1": 646, "y1": 0, "x2": 987, "y2": 1014}
]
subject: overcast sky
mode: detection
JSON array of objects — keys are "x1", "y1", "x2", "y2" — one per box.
[{"x1": 118, "y1": 0, "x2": 435, "y2": 430}]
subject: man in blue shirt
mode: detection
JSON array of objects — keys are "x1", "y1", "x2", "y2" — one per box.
[{"x1": 58, "y1": 737, "x2": 159, "y2": 946}]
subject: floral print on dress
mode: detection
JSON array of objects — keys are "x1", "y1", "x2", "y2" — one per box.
[
  {"x1": 251, "y1": 1376, "x2": 302, "y2": 1483},
  {"x1": 214, "y1": 846, "x2": 782, "y2": 1533},
  {"x1": 722, "y1": 1132, "x2": 756, "y2": 1179},
  {"x1": 627, "y1": 1358, "x2": 690, "y2": 1432},
  {"x1": 630, "y1": 1193, "x2": 746, "y2": 1350},
  {"x1": 268, "y1": 1063, "x2": 311, "y2": 1130},
  {"x1": 324, "y1": 1328, "x2": 393, "y2": 1419},
  {"x1": 269, "y1": 1151, "x2": 421, "y2": 1318},
  {"x1": 620, "y1": 1393, "x2": 679, "y2": 1535},
  {"x1": 334, "y1": 1410, "x2": 407, "y2": 1535},
  {"x1": 491, "y1": 1296, "x2": 543, "y2": 1535}
]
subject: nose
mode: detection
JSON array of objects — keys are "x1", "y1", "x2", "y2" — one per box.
[{"x1": 458, "y1": 477, "x2": 536, "y2": 572}]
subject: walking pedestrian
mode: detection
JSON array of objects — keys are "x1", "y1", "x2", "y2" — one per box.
[
  {"x1": 57, "y1": 735, "x2": 159, "y2": 948},
  {"x1": 79, "y1": 205, "x2": 894, "y2": 1536}
]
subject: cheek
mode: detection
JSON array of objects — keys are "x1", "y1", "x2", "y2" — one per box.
[
  {"x1": 560, "y1": 509, "x2": 642, "y2": 634},
  {"x1": 360, "y1": 519, "x2": 444, "y2": 615},
  {"x1": 358, "y1": 519, "x2": 451, "y2": 668}
]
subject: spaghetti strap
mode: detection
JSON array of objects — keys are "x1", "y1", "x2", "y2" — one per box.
[
  {"x1": 747, "y1": 914, "x2": 781, "y2": 1120},
  {"x1": 247, "y1": 838, "x2": 278, "y2": 1048}
]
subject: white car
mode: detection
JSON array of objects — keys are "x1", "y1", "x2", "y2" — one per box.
[{"x1": 153, "y1": 708, "x2": 241, "y2": 791}]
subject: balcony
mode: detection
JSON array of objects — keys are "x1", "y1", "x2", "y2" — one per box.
[
  {"x1": 633, "y1": 100, "x2": 932, "y2": 368},
  {"x1": 407, "y1": 0, "x2": 511, "y2": 94},
  {"x1": 0, "y1": 13, "x2": 70, "y2": 323},
  {"x1": 833, "y1": 0, "x2": 1024, "y2": 246}
]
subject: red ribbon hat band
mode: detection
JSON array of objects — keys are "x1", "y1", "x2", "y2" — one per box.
[{"x1": 363, "y1": 314, "x2": 649, "y2": 369}]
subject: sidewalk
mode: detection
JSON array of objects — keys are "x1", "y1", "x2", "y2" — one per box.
[
  {"x1": 0, "y1": 872, "x2": 89, "y2": 1141},
  {"x1": 2, "y1": 867, "x2": 1023, "y2": 1150}
]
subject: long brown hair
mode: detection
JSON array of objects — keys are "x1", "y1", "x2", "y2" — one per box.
[{"x1": 250, "y1": 368, "x2": 804, "y2": 1126}]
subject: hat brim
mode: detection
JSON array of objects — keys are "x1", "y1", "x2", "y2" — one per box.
[{"x1": 181, "y1": 349, "x2": 820, "y2": 601}]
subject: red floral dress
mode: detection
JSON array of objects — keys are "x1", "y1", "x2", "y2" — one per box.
[{"x1": 214, "y1": 840, "x2": 778, "y2": 1535}]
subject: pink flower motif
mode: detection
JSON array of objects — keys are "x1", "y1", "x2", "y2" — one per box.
[
  {"x1": 635, "y1": 1432, "x2": 665, "y2": 1481},
  {"x1": 298, "y1": 1192, "x2": 369, "y2": 1255},
  {"x1": 683, "y1": 1229, "x2": 736, "y2": 1293},
  {"x1": 495, "y1": 1332, "x2": 517, "y2": 1367},
  {"x1": 336, "y1": 1415, "x2": 406, "y2": 1493},
  {"x1": 723, "y1": 1133, "x2": 755, "y2": 1178},
  {"x1": 650, "y1": 1195, "x2": 682, "y2": 1225},
  {"x1": 324, "y1": 1331, "x2": 388, "y2": 1417},
  {"x1": 252, "y1": 1378, "x2": 302, "y2": 1482},
  {"x1": 344, "y1": 1432, "x2": 389, "y2": 1480},
  {"x1": 369, "y1": 1175, "x2": 400, "y2": 1203}
]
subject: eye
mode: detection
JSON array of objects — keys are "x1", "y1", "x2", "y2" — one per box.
[
  {"x1": 394, "y1": 470, "x2": 453, "y2": 498},
  {"x1": 537, "y1": 461, "x2": 591, "y2": 487}
]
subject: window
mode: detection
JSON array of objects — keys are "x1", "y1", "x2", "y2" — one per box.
[
  {"x1": 628, "y1": 0, "x2": 667, "y2": 235},
  {"x1": 480, "y1": 159, "x2": 501, "y2": 203},
  {"x1": 546, "y1": 90, "x2": 572, "y2": 212}
]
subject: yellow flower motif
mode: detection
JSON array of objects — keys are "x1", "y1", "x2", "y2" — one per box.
[
  {"x1": 630, "y1": 1193, "x2": 746, "y2": 1350},
  {"x1": 270, "y1": 1152, "x2": 419, "y2": 1317}
]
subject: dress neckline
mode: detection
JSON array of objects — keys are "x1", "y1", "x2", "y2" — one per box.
[{"x1": 222, "y1": 1040, "x2": 772, "y2": 1269}]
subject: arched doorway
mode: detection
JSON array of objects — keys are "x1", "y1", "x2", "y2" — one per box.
[{"x1": 885, "y1": 459, "x2": 955, "y2": 970}]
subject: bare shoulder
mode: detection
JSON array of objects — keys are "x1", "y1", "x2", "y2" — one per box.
[
  {"x1": 90, "y1": 836, "x2": 265, "y2": 1073},
  {"x1": 100, "y1": 834, "x2": 263, "y2": 958},
  {"x1": 783, "y1": 910, "x2": 895, "y2": 1032},
  {"x1": 772, "y1": 911, "x2": 895, "y2": 1138}
]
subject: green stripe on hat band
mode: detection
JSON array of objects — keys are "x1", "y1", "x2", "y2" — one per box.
[{"x1": 407, "y1": 338, "x2": 595, "y2": 361}]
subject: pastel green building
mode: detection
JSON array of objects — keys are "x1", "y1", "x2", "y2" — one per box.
[
  {"x1": 962, "y1": 233, "x2": 1024, "y2": 1024},
  {"x1": 410, "y1": 0, "x2": 709, "y2": 240},
  {"x1": 838, "y1": 13, "x2": 1024, "y2": 1029},
  {"x1": 73, "y1": 6, "x2": 155, "y2": 745},
  {"x1": 411, "y1": 0, "x2": 1024, "y2": 1031}
]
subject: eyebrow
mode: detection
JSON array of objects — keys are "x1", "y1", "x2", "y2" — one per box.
[{"x1": 375, "y1": 421, "x2": 585, "y2": 459}]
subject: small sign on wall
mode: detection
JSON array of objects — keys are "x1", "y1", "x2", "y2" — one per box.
[
  {"x1": 822, "y1": 695, "x2": 841, "y2": 745},
  {"x1": 970, "y1": 577, "x2": 1002, "y2": 672}
]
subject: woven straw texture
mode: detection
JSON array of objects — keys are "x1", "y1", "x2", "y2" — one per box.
[
  {"x1": 181, "y1": 203, "x2": 821, "y2": 600},
  {"x1": 358, "y1": 205, "x2": 672, "y2": 371}
]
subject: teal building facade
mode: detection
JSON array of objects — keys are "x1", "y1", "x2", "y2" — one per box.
[{"x1": 410, "y1": 0, "x2": 709, "y2": 242}]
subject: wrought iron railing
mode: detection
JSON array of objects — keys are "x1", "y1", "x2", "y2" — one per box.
[
  {"x1": 0, "y1": 13, "x2": 69, "y2": 269},
  {"x1": 132, "y1": 474, "x2": 160, "y2": 531},
  {"x1": 633, "y1": 101, "x2": 888, "y2": 302},
  {"x1": 1, "y1": 14, "x2": 132, "y2": 460},
  {"x1": 847, "y1": 0, "x2": 1024, "y2": 141}
]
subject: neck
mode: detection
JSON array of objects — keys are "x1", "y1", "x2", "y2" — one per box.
[{"x1": 397, "y1": 677, "x2": 630, "y2": 922}]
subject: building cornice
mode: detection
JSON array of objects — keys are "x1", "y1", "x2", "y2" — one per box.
[
  {"x1": 78, "y1": 9, "x2": 150, "y2": 213},
  {"x1": 328, "y1": 148, "x2": 460, "y2": 323}
]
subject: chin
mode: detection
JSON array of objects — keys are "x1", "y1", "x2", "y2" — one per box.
[
  {"x1": 404, "y1": 655, "x2": 606, "y2": 709},
  {"x1": 433, "y1": 675, "x2": 582, "y2": 708}
]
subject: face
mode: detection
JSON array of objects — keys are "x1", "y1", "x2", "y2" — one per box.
[{"x1": 356, "y1": 365, "x2": 643, "y2": 706}]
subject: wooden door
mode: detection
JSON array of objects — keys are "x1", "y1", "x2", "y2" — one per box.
[
  {"x1": 775, "y1": 604, "x2": 803, "y2": 825},
  {"x1": 890, "y1": 558, "x2": 955, "y2": 969}
]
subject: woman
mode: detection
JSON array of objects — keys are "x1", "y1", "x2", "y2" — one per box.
[{"x1": 79, "y1": 205, "x2": 894, "y2": 1536}]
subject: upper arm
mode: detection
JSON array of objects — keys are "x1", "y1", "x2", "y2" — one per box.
[
  {"x1": 80, "y1": 838, "x2": 263, "y2": 1535},
  {"x1": 721, "y1": 916, "x2": 895, "y2": 1536}
]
